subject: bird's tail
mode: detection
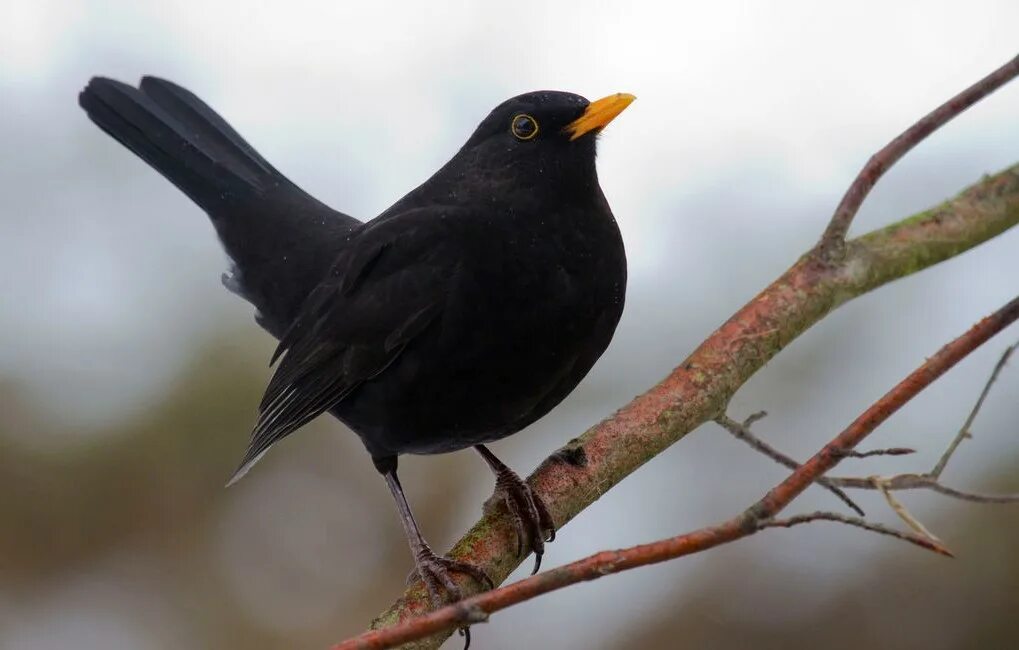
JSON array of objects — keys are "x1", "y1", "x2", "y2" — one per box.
[
  {"x1": 79, "y1": 76, "x2": 360, "y2": 334},
  {"x1": 78, "y1": 76, "x2": 279, "y2": 215}
]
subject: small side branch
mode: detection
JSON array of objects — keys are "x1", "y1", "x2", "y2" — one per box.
[
  {"x1": 930, "y1": 342, "x2": 1017, "y2": 479},
  {"x1": 872, "y1": 476, "x2": 942, "y2": 542},
  {"x1": 720, "y1": 342, "x2": 1019, "y2": 510},
  {"x1": 835, "y1": 447, "x2": 915, "y2": 459},
  {"x1": 818, "y1": 475, "x2": 1019, "y2": 504},
  {"x1": 761, "y1": 511, "x2": 953, "y2": 557},
  {"x1": 815, "y1": 54, "x2": 1019, "y2": 260},
  {"x1": 715, "y1": 413, "x2": 865, "y2": 516}
]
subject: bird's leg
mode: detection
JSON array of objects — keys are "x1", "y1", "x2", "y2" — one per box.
[
  {"x1": 376, "y1": 456, "x2": 494, "y2": 607},
  {"x1": 475, "y1": 445, "x2": 556, "y2": 574}
]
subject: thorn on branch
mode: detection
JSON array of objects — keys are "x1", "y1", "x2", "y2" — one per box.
[{"x1": 743, "y1": 410, "x2": 769, "y2": 427}]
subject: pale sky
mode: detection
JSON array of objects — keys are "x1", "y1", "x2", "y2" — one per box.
[{"x1": 1, "y1": 0, "x2": 1017, "y2": 425}]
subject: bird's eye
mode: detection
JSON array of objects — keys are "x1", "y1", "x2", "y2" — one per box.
[{"x1": 510, "y1": 114, "x2": 539, "y2": 141}]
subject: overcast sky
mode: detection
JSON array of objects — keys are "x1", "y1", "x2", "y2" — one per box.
[{"x1": 2, "y1": 1, "x2": 1017, "y2": 423}]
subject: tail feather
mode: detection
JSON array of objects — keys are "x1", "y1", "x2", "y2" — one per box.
[
  {"x1": 79, "y1": 76, "x2": 360, "y2": 336},
  {"x1": 138, "y1": 76, "x2": 276, "y2": 181},
  {"x1": 79, "y1": 77, "x2": 269, "y2": 211}
]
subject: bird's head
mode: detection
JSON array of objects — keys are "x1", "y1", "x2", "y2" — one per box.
[
  {"x1": 464, "y1": 90, "x2": 634, "y2": 147},
  {"x1": 453, "y1": 90, "x2": 635, "y2": 192}
]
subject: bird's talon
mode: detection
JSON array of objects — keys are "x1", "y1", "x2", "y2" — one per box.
[
  {"x1": 489, "y1": 468, "x2": 557, "y2": 573},
  {"x1": 409, "y1": 547, "x2": 494, "y2": 607}
]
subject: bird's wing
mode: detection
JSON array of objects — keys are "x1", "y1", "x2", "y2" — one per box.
[{"x1": 228, "y1": 208, "x2": 462, "y2": 483}]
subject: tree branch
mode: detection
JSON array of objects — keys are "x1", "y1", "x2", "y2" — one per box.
[
  {"x1": 815, "y1": 54, "x2": 1019, "y2": 260},
  {"x1": 834, "y1": 447, "x2": 916, "y2": 458},
  {"x1": 358, "y1": 57, "x2": 1019, "y2": 649},
  {"x1": 336, "y1": 296, "x2": 1019, "y2": 649},
  {"x1": 719, "y1": 342, "x2": 1019, "y2": 511},
  {"x1": 930, "y1": 342, "x2": 1016, "y2": 478},
  {"x1": 760, "y1": 511, "x2": 953, "y2": 557},
  {"x1": 829, "y1": 475, "x2": 1019, "y2": 504},
  {"x1": 716, "y1": 412, "x2": 866, "y2": 516}
]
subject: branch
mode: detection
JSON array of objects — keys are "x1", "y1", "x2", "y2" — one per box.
[
  {"x1": 720, "y1": 342, "x2": 1019, "y2": 509},
  {"x1": 831, "y1": 475, "x2": 1019, "y2": 504},
  {"x1": 362, "y1": 57, "x2": 1019, "y2": 649},
  {"x1": 930, "y1": 342, "x2": 1017, "y2": 478},
  {"x1": 760, "y1": 511, "x2": 953, "y2": 557},
  {"x1": 815, "y1": 54, "x2": 1019, "y2": 260},
  {"x1": 335, "y1": 296, "x2": 1019, "y2": 649},
  {"x1": 716, "y1": 412, "x2": 866, "y2": 516},
  {"x1": 872, "y1": 476, "x2": 942, "y2": 542},
  {"x1": 834, "y1": 447, "x2": 916, "y2": 458}
]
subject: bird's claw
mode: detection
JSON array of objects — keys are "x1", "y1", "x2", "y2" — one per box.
[
  {"x1": 408, "y1": 546, "x2": 495, "y2": 603},
  {"x1": 408, "y1": 547, "x2": 493, "y2": 650},
  {"x1": 485, "y1": 468, "x2": 556, "y2": 573}
]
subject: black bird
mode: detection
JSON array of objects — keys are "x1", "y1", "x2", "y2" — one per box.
[{"x1": 78, "y1": 78, "x2": 632, "y2": 605}]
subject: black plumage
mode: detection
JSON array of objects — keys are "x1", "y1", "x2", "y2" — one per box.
[{"x1": 79, "y1": 77, "x2": 632, "y2": 612}]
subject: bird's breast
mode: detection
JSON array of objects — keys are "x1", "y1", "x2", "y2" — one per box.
[{"x1": 339, "y1": 202, "x2": 626, "y2": 456}]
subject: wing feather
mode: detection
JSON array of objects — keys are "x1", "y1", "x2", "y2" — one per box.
[{"x1": 227, "y1": 209, "x2": 461, "y2": 483}]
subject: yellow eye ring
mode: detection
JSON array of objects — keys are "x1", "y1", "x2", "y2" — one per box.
[{"x1": 510, "y1": 114, "x2": 539, "y2": 140}]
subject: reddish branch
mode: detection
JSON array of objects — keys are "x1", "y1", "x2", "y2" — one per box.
[
  {"x1": 335, "y1": 295, "x2": 1019, "y2": 649},
  {"x1": 816, "y1": 54, "x2": 1019, "y2": 259}
]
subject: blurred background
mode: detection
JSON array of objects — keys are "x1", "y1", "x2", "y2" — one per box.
[{"x1": 1, "y1": 1, "x2": 1018, "y2": 648}]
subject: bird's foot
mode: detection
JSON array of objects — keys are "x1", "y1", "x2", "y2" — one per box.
[
  {"x1": 408, "y1": 545, "x2": 495, "y2": 604},
  {"x1": 484, "y1": 466, "x2": 556, "y2": 573},
  {"x1": 408, "y1": 546, "x2": 494, "y2": 649}
]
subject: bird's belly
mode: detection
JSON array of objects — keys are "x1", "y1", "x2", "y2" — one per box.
[{"x1": 338, "y1": 275, "x2": 621, "y2": 456}]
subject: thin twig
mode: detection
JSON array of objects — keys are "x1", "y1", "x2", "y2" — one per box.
[
  {"x1": 835, "y1": 447, "x2": 915, "y2": 458},
  {"x1": 928, "y1": 482, "x2": 1019, "y2": 504},
  {"x1": 334, "y1": 296, "x2": 1019, "y2": 650},
  {"x1": 722, "y1": 337, "x2": 1018, "y2": 510},
  {"x1": 718, "y1": 429, "x2": 1019, "y2": 503},
  {"x1": 815, "y1": 54, "x2": 1019, "y2": 260},
  {"x1": 819, "y1": 474, "x2": 1019, "y2": 504},
  {"x1": 720, "y1": 417, "x2": 1019, "y2": 503},
  {"x1": 761, "y1": 511, "x2": 953, "y2": 557},
  {"x1": 872, "y1": 476, "x2": 942, "y2": 542},
  {"x1": 930, "y1": 342, "x2": 1017, "y2": 478},
  {"x1": 715, "y1": 414, "x2": 865, "y2": 516}
]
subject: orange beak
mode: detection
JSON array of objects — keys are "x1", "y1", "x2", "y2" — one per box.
[{"x1": 565, "y1": 93, "x2": 636, "y2": 140}]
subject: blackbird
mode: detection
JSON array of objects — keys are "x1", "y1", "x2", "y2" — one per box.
[{"x1": 78, "y1": 77, "x2": 632, "y2": 607}]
